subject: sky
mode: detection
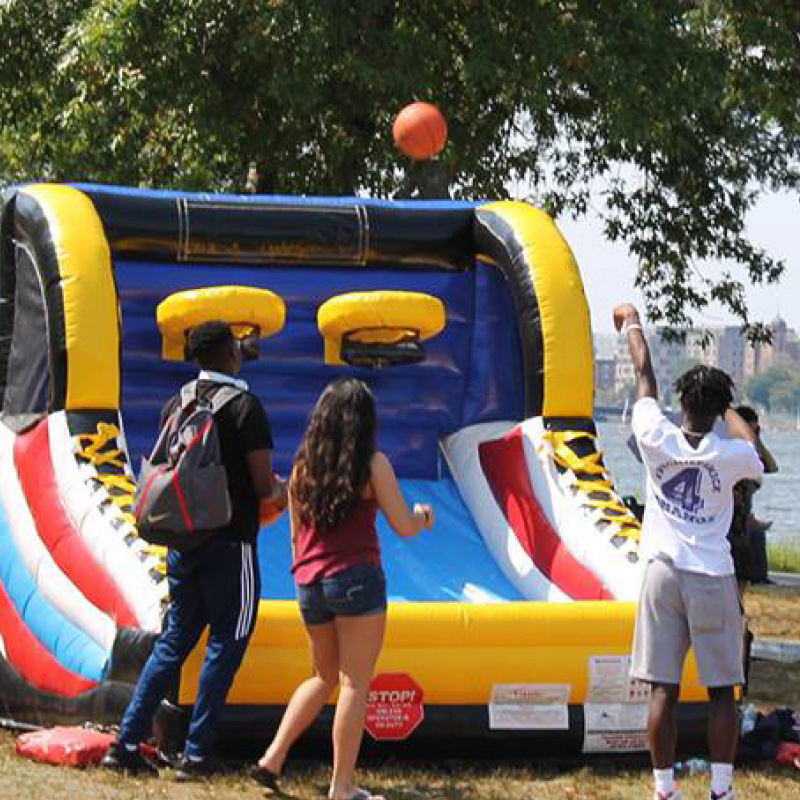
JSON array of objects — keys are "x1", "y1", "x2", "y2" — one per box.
[{"x1": 550, "y1": 191, "x2": 799, "y2": 336}]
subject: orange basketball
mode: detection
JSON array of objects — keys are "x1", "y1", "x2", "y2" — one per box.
[{"x1": 392, "y1": 102, "x2": 448, "y2": 160}]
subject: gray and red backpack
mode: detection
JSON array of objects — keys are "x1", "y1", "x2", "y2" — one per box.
[{"x1": 134, "y1": 381, "x2": 242, "y2": 550}]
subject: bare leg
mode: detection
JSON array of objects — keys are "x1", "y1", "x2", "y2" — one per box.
[
  {"x1": 328, "y1": 612, "x2": 386, "y2": 800},
  {"x1": 258, "y1": 620, "x2": 339, "y2": 774},
  {"x1": 648, "y1": 682, "x2": 680, "y2": 769},
  {"x1": 707, "y1": 685, "x2": 737, "y2": 764}
]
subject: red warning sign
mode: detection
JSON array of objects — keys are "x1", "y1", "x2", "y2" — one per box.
[{"x1": 365, "y1": 672, "x2": 425, "y2": 741}]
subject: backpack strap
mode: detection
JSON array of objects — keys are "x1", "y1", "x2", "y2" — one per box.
[
  {"x1": 179, "y1": 380, "x2": 200, "y2": 410},
  {"x1": 179, "y1": 380, "x2": 242, "y2": 414},
  {"x1": 209, "y1": 385, "x2": 243, "y2": 414}
]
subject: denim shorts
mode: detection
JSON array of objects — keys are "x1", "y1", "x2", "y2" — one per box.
[{"x1": 296, "y1": 563, "x2": 387, "y2": 626}]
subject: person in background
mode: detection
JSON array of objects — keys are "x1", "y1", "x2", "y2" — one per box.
[
  {"x1": 615, "y1": 303, "x2": 764, "y2": 800},
  {"x1": 728, "y1": 405, "x2": 778, "y2": 591},
  {"x1": 250, "y1": 378, "x2": 434, "y2": 800},
  {"x1": 103, "y1": 321, "x2": 286, "y2": 779}
]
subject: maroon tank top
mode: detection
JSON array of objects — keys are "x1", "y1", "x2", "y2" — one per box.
[{"x1": 292, "y1": 498, "x2": 381, "y2": 585}]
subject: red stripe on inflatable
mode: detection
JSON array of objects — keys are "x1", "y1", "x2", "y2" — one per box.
[
  {"x1": 479, "y1": 428, "x2": 612, "y2": 601},
  {"x1": 13, "y1": 420, "x2": 139, "y2": 627},
  {"x1": 0, "y1": 574, "x2": 97, "y2": 697}
]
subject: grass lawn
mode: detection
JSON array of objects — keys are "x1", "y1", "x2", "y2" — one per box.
[
  {"x1": 746, "y1": 583, "x2": 800, "y2": 645},
  {"x1": 0, "y1": 747, "x2": 797, "y2": 800},
  {"x1": 0, "y1": 584, "x2": 797, "y2": 799},
  {"x1": 768, "y1": 543, "x2": 800, "y2": 573}
]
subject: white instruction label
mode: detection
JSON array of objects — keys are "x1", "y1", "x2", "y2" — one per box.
[
  {"x1": 587, "y1": 655, "x2": 652, "y2": 704},
  {"x1": 488, "y1": 683, "x2": 570, "y2": 730},
  {"x1": 583, "y1": 702, "x2": 649, "y2": 753}
]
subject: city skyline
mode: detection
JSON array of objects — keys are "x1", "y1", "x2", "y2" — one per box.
[{"x1": 595, "y1": 317, "x2": 799, "y2": 404}]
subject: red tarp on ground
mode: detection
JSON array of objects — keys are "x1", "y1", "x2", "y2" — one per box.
[{"x1": 16, "y1": 726, "x2": 114, "y2": 767}]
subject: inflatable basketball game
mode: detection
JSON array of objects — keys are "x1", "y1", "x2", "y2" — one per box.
[{"x1": 0, "y1": 184, "x2": 709, "y2": 753}]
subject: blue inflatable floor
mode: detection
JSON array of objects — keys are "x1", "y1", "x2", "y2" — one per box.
[{"x1": 258, "y1": 478, "x2": 523, "y2": 602}]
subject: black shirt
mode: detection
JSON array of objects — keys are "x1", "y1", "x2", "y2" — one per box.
[
  {"x1": 728, "y1": 478, "x2": 759, "y2": 581},
  {"x1": 160, "y1": 380, "x2": 274, "y2": 543}
]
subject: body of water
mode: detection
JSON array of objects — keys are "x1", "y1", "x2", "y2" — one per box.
[{"x1": 596, "y1": 421, "x2": 800, "y2": 547}]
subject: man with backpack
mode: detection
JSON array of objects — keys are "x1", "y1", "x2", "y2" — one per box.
[{"x1": 103, "y1": 320, "x2": 285, "y2": 779}]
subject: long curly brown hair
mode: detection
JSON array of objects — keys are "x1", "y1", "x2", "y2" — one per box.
[{"x1": 292, "y1": 378, "x2": 377, "y2": 531}]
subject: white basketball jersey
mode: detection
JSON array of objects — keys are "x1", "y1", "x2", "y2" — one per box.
[{"x1": 632, "y1": 397, "x2": 763, "y2": 575}]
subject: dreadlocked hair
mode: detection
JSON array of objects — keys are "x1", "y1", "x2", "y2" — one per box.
[
  {"x1": 292, "y1": 378, "x2": 377, "y2": 532},
  {"x1": 674, "y1": 365, "x2": 734, "y2": 420}
]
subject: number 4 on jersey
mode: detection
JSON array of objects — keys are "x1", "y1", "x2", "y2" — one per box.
[{"x1": 662, "y1": 467, "x2": 704, "y2": 514}]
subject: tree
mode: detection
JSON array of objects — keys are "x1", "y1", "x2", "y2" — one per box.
[
  {"x1": 1, "y1": 1, "x2": 798, "y2": 339},
  {"x1": 745, "y1": 365, "x2": 796, "y2": 410},
  {"x1": 768, "y1": 378, "x2": 799, "y2": 413}
]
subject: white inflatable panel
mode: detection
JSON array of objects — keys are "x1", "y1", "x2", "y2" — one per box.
[
  {"x1": 442, "y1": 421, "x2": 569, "y2": 602},
  {"x1": 520, "y1": 418, "x2": 643, "y2": 601},
  {"x1": 0, "y1": 423, "x2": 117, "y2": 649}
]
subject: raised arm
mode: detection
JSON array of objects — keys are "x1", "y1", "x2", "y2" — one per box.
[
  {"x1": 369, "y1": 452, "x2": 434, "y2": 538},
  {"x1": 613, "y1": 303, "x2": 657, "y2": 401},
  {"x1": 724, "y1": 407, "x2": 758, "y2": 444},
  {"x1": 756, "y1": 439, "x2": 779, "y2": 474},
  {"x1": 751, "y1": 418, "x2": 778, "y2": 474}
]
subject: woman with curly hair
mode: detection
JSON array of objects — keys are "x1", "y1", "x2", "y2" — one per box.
[{"x1": 250, "y1": 378, "x2": 434, "y2": 800}]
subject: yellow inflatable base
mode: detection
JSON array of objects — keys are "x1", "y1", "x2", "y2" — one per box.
[{"x1": 179, "y1": 600, "x2": 707, "y2": 706}]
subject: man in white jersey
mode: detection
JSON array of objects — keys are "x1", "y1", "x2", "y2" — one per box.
[{"x1": 615, "y1": 303, "x2": 765, "y2": 800}]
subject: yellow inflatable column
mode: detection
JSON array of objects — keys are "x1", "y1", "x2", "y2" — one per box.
[
  {"x1": 19, "y1": 185, "x2": 119, "y2": 410},
  {"x1": 475, "y1": 201, "x2": 594, "y2": 418}
]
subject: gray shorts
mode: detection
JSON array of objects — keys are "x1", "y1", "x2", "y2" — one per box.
[{"x1": 630, "y1": 556, "x2": 744, "y2": 688}]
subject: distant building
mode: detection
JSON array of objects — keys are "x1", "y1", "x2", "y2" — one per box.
[
  {"x1": 592, "y1": 333, "x2": 617, "y2": 361},
  {"x1": 614, "y1": 329, "x2": 684, "y2": 397},
  {"x1": 756, "y1": 316, "x2": 800, "y2": 373},
  {"x1": 609, "y1": 318, "x2": 799, "y2": 398},
  {"x1": 595, "y1": 357, "x2": 616, "y2": 392},
  {"x1": 685, "y1": 329, "x2": 718, "y2": 367},
  {"x1": 717, "y1": 326, "x2": 757, "y2": 384}
]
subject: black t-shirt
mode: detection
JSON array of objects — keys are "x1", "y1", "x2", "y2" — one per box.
[
  {"x1": 728, "y1": 478, "x2": 759, "y2": 580},
  {"x1": 161, "y1": 381, "x2": 274, "y2": 543}
]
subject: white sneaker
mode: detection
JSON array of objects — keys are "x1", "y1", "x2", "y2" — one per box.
[{"x1": 710, "y1": 790, "x2": 734, "y2": 800}]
